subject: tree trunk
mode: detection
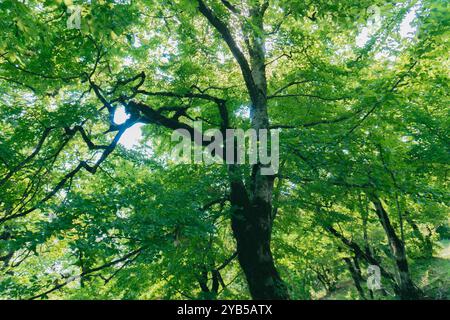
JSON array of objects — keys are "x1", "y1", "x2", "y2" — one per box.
[
  {"x1": 325, "y1": 224, "x2": 400, "y2": 294},
  {"x1": 344, "y1": 257, "x2": 366, "y2": 300},
  {"x1": 370, "y1": 196, "x2": 422, "y2": 299},
  {"x1": 230, "y1": 189, "x2": 289, "y2": 299}
]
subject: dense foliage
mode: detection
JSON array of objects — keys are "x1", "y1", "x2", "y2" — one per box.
[{"x1": 0, "y1": 0, "x2": 448, "y2": 300}]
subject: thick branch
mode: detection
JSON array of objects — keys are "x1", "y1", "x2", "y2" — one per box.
[
  {"x1": 28, "y1": 247, "x2": 145, "y2": 300},
  {"x1": 0, "y1": 122, "x2": 131, "y2": 225}
]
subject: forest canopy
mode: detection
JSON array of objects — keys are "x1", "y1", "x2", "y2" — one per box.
[{"x1": 0, "y1": 0, "x2": 449, "y2": 300}]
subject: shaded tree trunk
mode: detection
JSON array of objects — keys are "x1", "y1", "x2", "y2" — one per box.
[
  {"x1": 370, "y1": 196, "x2": 423, "y2": 299},
  {"x1": 344, "y1": 257, "x2": 366, "y2": 300},
  {"x1": 405, "y1": 211, "x2": 433, "y2": 258},
  {"x1": 325, "y1": 224, "x2": 400, "y2": 295},
  {"x1": 197, "y1": 1, "x2": 289, "y2": 299}
]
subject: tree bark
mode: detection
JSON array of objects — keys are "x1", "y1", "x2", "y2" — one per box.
[{"x1": 370, "y1": 196, "x2": 422, "y2": 299}]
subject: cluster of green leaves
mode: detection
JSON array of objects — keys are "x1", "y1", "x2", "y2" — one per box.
[{"x1": 0, "y1": 0, "x2": 448, "y2": 299}]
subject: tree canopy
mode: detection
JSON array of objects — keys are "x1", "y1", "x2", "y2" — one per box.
[{"x1": 0, "y1": 0, "x2": 448, "y2": 300}]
